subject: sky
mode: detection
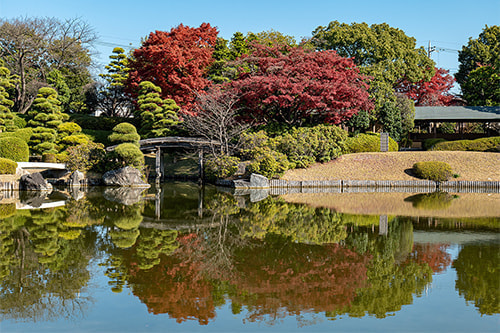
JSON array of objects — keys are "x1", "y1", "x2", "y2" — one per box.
[{"x1": 1, "y1": 0, "x2": 499, "y2": 90}]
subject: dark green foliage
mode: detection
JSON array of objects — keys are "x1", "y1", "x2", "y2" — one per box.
[
  {"x1": 456, "y1": 25, "x2": 500, "y2": 106},
  {"x1": 65, "y1": 141, "x2": 106, "y2": 173},
  {"x1": 82, "y1": 129, "x2": 112, "y2": 146},
  {"x1": 112, "y1": 143, "x2": 144, "y2": 169},
  {"x1": 413, "y1": 161, "x2": 453, "y2": 182},
  {"x1": 433, "y1": 136, "x2": 500, "y2": 152},
  {"x1": 109, "y1": 123, "x2": 140, "y2": 146},
  {"x1": 378, "y1": 101, "x2": 403, "y2": 142},
  {"x1": 0, "y1": 66, "x2": 16, "y2": 132},
  {"x1": 0, "y1": 157, "x2": 17, "y2": 174},
  {"x1": 136, "y1": 81, "x2": 179, "y2": 138},
  {"x1": 346, "y1": 110, "x2": 371, "y2": 134},
  {"x1": 69, "y1": 114, "x2": 140, "y2": 131},
  {"x1": 344, "y1": 132, "x2": 399, "y2": 153},
  {"x1": 423, "y1": 138, "x2": 447, "y2": 150},
  {"x1": 27, "y1": 87, "x2": 68, "y2": 155},
  {"x1": 205, "y1": 155, "x2": 241, "y2": 180},
  {"x1": 0, "y1": 136, "x2": 29, "y2": 162}
]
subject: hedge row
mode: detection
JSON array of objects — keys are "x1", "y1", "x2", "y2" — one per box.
[
  {"x1": 344, "y1": 132, "x2": 399, "y2": 153},
  {"x1": 432, "y1": 136, "x2": 500, "y2": 152}
]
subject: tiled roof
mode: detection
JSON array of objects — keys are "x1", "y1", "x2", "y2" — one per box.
[{"x1": 415, "y1": 106, "x2": 500, "y2": 121}]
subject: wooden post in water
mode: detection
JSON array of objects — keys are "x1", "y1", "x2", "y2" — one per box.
[
  {"x1": 155, "y1": 146, "x2": 161, "y2": 184},
  {"x1": 198, "y1": 148, "x2": 204, "y2": 185},
  {"x1": 379, "y1": 215, "x2": 388, "y2": 235}
]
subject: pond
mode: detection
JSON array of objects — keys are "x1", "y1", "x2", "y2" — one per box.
[{"x1": 0, "y1": 183, "x2": 499, "y2": 332}]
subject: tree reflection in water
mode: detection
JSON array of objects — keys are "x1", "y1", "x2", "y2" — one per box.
[{"x1": 0, "y1": 184, "x2": 497, "y2": 326}]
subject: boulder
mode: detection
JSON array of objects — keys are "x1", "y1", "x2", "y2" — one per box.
[
  {"x1": 68, "y1": 170, "x2": 85, "y2": 187},
  {"x1": 102, "y1": 166, "x2": 150, "y2": 187},
  {"x1": 20, "y1": 172, "x2": 53, "y2": 192},
  {"x1": 250, "y1": 173, "x2": 269, "y2": 188}
]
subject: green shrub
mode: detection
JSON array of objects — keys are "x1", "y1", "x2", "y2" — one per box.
[
  {"x1": 423, "y1": 138, "x2": 447, "y2": 151},
  {"x1": 239, "y1": 130, "x2": 272, "y2": 160},
  {"x1": 0, "y1": 127, "x2": 33, "y2": 143},
  {"x1": 247, "y1": 147, "x2": 290, "y2": 178},
  {"x1": 58, "y1": 121, "x2": 82, "y2": 135},
  {"x1": 112, "y1": 143, "x2": 144, "y2": 169},
  {"x1": 109, "y1": 123, "x2": 141, "y2": 146},
  {"x1": 413, "y1": 161, "x2": 453, "y2": 182},
  {"x1": 205, "y1": 155, "x2": 240, "y2": 180},
  {"x1": 65, "y1": 141, "x2": 106, "y2": 173},
  {"x1": 12, "y1": 114, "x2": 26, "y2": 129},
  {"x1": 0, "y1": 136, "x2": 29, "y2": 162},
  {"x1": 433, "y1": 136, "x2": 500, "y2": 152},
  {"x1": 0, "y1": 157, "x2": 17, "y2": 174},
  {"x1": 344, "y1": 132, "x2": 399, "y2": 153},
  {"x1": 275, "y1": 125, "x2": 347, "y2": 168},
  {"x1": 82, "y1": 129, "x2": 112, "y2": 146},
  {"x1": 42, "y1": 153, "x2": 57, "y2": 163},
  {"x1": 70, "y1": 114, "x2": 140, "y2": 131}
]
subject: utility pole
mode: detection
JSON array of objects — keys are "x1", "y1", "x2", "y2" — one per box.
[{"x1": 428, "y1": 40, "x2": 436, "y2": 58}]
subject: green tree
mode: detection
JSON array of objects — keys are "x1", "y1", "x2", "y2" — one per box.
[
  {"x1": 246, "y1": 29, "x2": 297, "y2": 49},
  {"x1": 98, "y1": 47, "x2": 133, "y2": 117},
  {"x1": 461, "y1": 65, "x2": 500, "y2": 106},
  {"x1": 311, "y1": 21, "x2": 434, "y2": 124},
  {"x1": 455, "y1": 25, "x2": 499, "y2": 87},
  {"x1": 26, "y1": 87, "x2": 69, "y2": 155},
  {"x1": 0, "y1": 17, "x2": 97, "y2": 114},
  {"x1": 0, "y1": 66, "x2": 16, "y2": 132},
  {"x1": 312, "y1": 21, "x2": 434, "y2": 87},
  {"x1": 136, "y1": 81, "x2": 179, "y2": 138}
]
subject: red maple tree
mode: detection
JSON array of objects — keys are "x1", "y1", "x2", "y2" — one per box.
[
  {"x1": 127, "y1": 23, "x2": 218, "y2": 113},
  {"x1": 396, "y1": 67, "x2": 455, "y2": 106},
  {"x1": 229, "y1": 45, "x2": 373, "y2": 126}
]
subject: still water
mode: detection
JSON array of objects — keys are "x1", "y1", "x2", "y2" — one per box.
[{"x1": 0, "y1": 183, "x2": 499, "y2": 332}]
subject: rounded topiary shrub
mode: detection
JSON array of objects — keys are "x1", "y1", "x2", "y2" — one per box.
[
  {"x1": 113, "y1": 143, "x2": 144, "y2": 169},
  {"x1": 413, "y1": 161, "x2": 453, "y2": 182},
  {"x1": 0, "y1": 157, "x2": 17, "y2": 174},
  {"x1": 0, "y1": 136, "x2": 29, "y2": 162},
  {"x1": 109, "y1": 123, "x2": 141, "y2": 146}
]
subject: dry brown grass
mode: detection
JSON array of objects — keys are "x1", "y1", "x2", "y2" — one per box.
[{"x1": 282, "y1": 151, "x2": 500, "y2": 181}]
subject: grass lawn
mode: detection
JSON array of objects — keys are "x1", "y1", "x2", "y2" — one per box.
[{"x1": 282, "y1": 151, "x2": 500, "y2": 182}]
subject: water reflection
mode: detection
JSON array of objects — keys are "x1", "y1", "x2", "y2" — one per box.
[{"x1": 0, "y1": 183, "x2": 498, "y2": 327}]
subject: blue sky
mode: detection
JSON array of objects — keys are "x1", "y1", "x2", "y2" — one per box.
[{"x1": 1, "y1": 0, "x2": 499, "y2": 85}]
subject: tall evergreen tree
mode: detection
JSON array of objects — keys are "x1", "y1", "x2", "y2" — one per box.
[
  {"x1": 136, "y1": 81, "x2": 180, "y2": 138},
  {"x1": 0, "y1": 66, "x2": 16, "y2": 132},
  {"x1": 27, "y1": 87, "x2": 68, "y2": 155}
]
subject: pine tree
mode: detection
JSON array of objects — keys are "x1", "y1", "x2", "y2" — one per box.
[
  {"x1": 27, "y1": 87, "x2": 69, "y2": 155},
  {"x1": 136, "y1": 81, "x2": 179, "y2": 138},
  {"x1": 0, "y1": 67, "x2": 16, "y2": 132}
]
